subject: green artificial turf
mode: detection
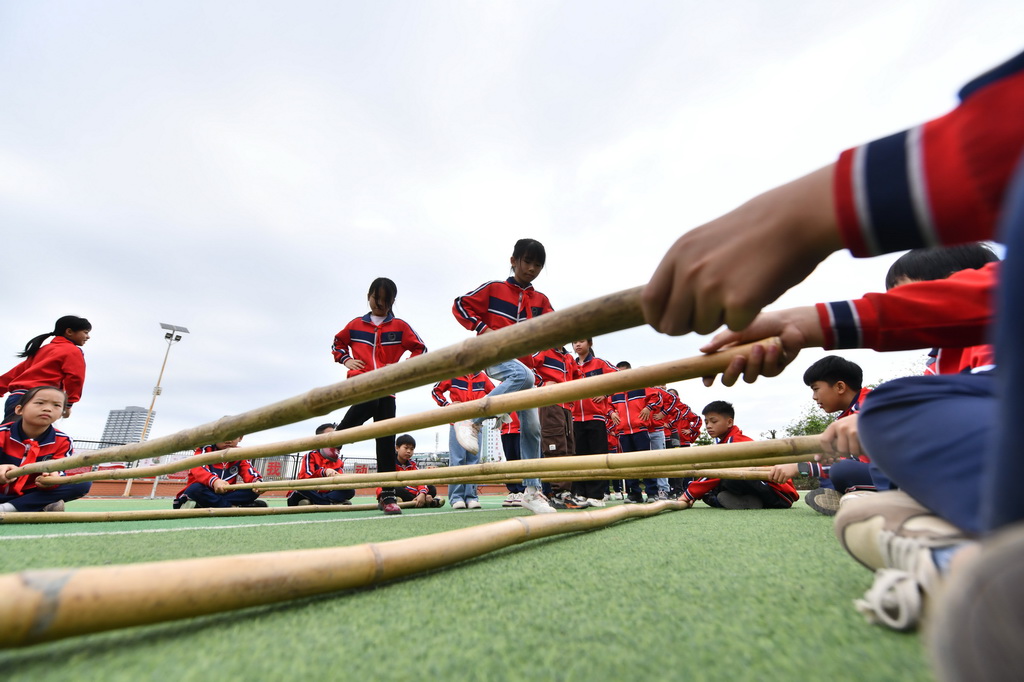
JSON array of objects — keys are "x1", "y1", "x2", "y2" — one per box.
[{"x1": 0, "y1": 499, "x2": 932, "y2": 681}]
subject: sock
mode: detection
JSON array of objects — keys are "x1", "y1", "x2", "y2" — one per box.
[
  {"x1": 931, "y1": 544, "x2": 966, "y2": 575},
  {"x1": 0, "y1": 502, "x2": 17, "y2": 512}
]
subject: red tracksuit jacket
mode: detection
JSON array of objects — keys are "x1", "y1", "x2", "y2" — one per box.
[
  {"x1": 834, "y1": 52, "x2": 1024, "y2": 256},
  {"x1": 570, "y1": 353, "x2": 618, "y2": 423},
  {"x1": 0, "y1": 420, "x2": 74, "y2": 495},
  {"x1": 175, "y1": 445, "x2": 263, "y2": 501},
  {"x1": 0, "y1": 337, "x2": 87, "y2": 407},
  {"x1": 453, "y1": 277, "x2": 554, "y2": 334},
  {"x1": 683, "y1": 426, "x2": 798, "y2": 505},
  {"x1": 609, "y1": 388, "x2": 663, "y2": 436},
  {"x1": 431, "y1": 372, "x2": 495, "y2": 407},
  {"x1": 332, "y1": 312, "x2": 427, "y2": 379}
]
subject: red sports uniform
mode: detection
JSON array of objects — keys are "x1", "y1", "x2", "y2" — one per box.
[
  {"x1": 174, "y1": 445, "x2": 263, "y2": 503},
  {"x1": 0, "y1": 421, "x2": 75, "y2": 495},
  {"x1": 431, "y1": 372, "x2": 495, "y2": 407},
  {"x1": 683, "y1": 426, "x2": 799, "y2": 506},
  {"x1": 453, "y1": 277, "x2": 554, "y2": 335},
  {"x1": 332, "y1": 313, "x2": 426, "y2": 379},
  {"x1": 0, "y1": 337, "x2": 87, "y2": 408}
]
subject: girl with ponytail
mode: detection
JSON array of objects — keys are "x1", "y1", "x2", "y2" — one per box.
[{"x1": 0, "y1": 315, "x2": 91, "y2": 424}]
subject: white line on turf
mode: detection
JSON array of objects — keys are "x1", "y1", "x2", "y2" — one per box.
[{"x1": 0, "y1": 507, "x2": 512, "y2": 541}]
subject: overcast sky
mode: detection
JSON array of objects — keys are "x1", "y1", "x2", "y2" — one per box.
[{"x1": 1, "y1": 1, "x2": 1020, "y2": 459}]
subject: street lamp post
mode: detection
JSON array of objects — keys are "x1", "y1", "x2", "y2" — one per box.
[{"x1": 123, "y1": 323, "x2": 190, "y2": 498}]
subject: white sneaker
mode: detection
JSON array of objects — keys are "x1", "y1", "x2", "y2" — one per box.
[
  {"x1": 454, "y1": 420, "x2": 481, "y2": 454},
  {"x1": 854, "y1": 530, "x2": 949, "y2": 631},
  {"x1": 452, "y1": 500, "x2": 468, "y2": 510},
  {"x1": 502, "y1": 493, "x2": 519, "y2": 507},
  {"x1": 521, "y1": 490, "x2": 557, "y2": 514},
  {"x1": 586, "y1": 498, "x2": 606, "y2": 508},
  {"x1": 467, "y1": 499, "x2": 482, "y2": 509},
  {"x1": 609, "y1": 492, "x2": 624, "y2": 500}
]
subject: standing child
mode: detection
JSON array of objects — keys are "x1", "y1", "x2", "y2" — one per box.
[
  {"x1": 173, "y1": 435, "x2": 267, "y2": 509},
  {"x1": 452, "y1": 238, "x2": 556, "y2": 514},
  {"x1": 287, "y1": 423, "x2": 355, "y2": 507},
  {"x1": 569, "y1": 338, "x2": 619, "y2": 506},
  {"x1": 679, "y1": 401, "x2": 798, "y2": 510},
  {"x1": 332, "y1": 277, "x2": 427, "y2": 516},
  {"x1": 431, "y1": 372, "x2": 494, "y2": 509},
  {"x1": 0, "y1": 387, "x2": 91, "y2": 512},
  {"x1": 1, "y1": 316, "x2": 91, "y2": 424}
]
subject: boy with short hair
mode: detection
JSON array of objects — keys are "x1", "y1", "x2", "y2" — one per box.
[
  {"x1": 769, "y1": 356, "x2": 876, "y2": 515},
  {"x1": 679, "y1": 401, "x2": 798, "y2": 510},
  {"x1": 286, "y1": 423, "x2": 355, "y2": 507},
  {"x1": 380, "y1": 434, "x2": 444, "y2": 508},
  {"x1": 173, "y1": 435, "x2": 267, "y2": 509}
]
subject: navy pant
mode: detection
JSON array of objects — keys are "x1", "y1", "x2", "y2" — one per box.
[
  {"x1": 501, "y1": 433, "x2": 525, "y2": 494},
  {"x1": 289, "y1": 488, "x2": 354, "y2": 505},
  {"x1": 0, "y1": 481, "x2": 91, "y2": 511},
  {"x1": 619, "y1": 431, "x2": 655, "y2": 499},
  {"x1": 828, "y1": 458, "x2": 890, "y2": 494},
  {"x1": 182, "y1": 482, "x2": 260, "y2": 508},
  {"x1": 572, "y1": 420, "x2": 610, "y2": 500},
  {"x1": 338, "y1": 397, "x2": 396, "y2": 498}
]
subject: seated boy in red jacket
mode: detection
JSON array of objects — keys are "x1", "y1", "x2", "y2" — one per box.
[
  {"x1": 287, "y1": 423, "x2": 355, "y2": 506},
  {"x1": 678, "y1": 401, "x2": 798, "y2": 509},
  {"x1": 377, "y1": 434, "x2": 445, "y2": 508},
  {"x1": 173, "y1": 435, "x2": 266, "y2": 509}
]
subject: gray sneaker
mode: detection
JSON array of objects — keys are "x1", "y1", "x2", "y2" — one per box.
[
  {"x1": 521, "y1": 490, "x2": 557, "y2": 514},
  {"x1": 453, "y1": 419, "x2": 481, "y2": 455},
  {"x1": 805, "y1": 487, "x2": 842, "y2": 516}
]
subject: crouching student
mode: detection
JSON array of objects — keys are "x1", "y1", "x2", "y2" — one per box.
[
  {"x1": 376, "y1": 434, "x2": 444, "y2": 508},
  {"x1": 287, "y1": 423, "x2": 355, "y2": 507},
  {"x1": 173, "y1": 435, "x2": 267, "y2": 509},
  {"x1": 767, "y1": 356, "x2": 875, "y2": 515},
  {"x1": 0, "y1": 387, "x2": 90, "y2": 513},
  {"x1": 678, "y1": 401, "x2": 798, "y2": 509}
]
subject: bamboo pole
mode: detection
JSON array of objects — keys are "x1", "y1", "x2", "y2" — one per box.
[
  {"x1": 0, "y1": 501, "x2": 418, "y2": 525},
  {"x1": 32, "y1": 339, "x2": 781, "y2": 486},
  {"x1": 0, "y1": 501, "x2": 684, "y2": 647},
  {"x1": 258, "y1": 453, "x2": 809, "y2": 492},
  {"x1": 237, "y1": 437, "x2": 820, "y2": 492},
  {"x1": 14, "y1": 287, "x2": 648, "y2": 478}
]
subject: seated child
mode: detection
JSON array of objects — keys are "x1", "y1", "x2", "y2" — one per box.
[
  {"x1": 0, "y1": 386, "x2": 90, "y2": 512},
  {"x1": 376, "y1": 434, "x2": 444, "y2": 508},
  {"x1": 173, "y1": 435, "x2": 267, "y2": 509},
  {"x1": 678, "y1": 400, "x2": 798, "y2": 509},
  {"x1": 767, "y1": 355, "x2": 876, "y2": 515},
  {"x1": 287, "y1": 423, "x2": 355, "y2": 506}
]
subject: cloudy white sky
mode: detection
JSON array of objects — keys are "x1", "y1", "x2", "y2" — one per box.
[{"x1": 1, "y1": 1, "x2": 1020, "y2": 458}]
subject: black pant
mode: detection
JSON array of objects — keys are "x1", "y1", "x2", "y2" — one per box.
[
  {"x1": 338, "y1": 396, "x2": 397, "y2": 498},
  {"x1": 571, "y1": 420, "x2": 609, "y2": 500}
]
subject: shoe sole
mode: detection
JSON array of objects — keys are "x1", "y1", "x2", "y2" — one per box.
[
  {"x1": 805, "y1": 488, "x2": 841, "y2": 516},
  {"x1": 835, "y1": 490, "x2": 965, "y2": 571}
]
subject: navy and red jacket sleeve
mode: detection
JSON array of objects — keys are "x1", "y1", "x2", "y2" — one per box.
[
  {"x1": 431, "y1": 379, "x2": 452, "y2": 406},
  {"x1": 332, "y1": 321, "x2": 355, "y2": 365},
  {"x1": 453, "y1": 281, "x2": 498, "y2": 334},
  {"x1": 816, "y1": 262, "x2": 996, "y2": 351},
  {"x1": 835, "y1": 51, "x2": 1024, "y2": 256}
]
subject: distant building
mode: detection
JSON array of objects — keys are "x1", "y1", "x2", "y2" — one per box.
[{"x1": 100, "y1": 406, "x2": 152, "y2": 447}]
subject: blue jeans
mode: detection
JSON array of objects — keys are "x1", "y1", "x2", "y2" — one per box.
[
  {"x1": 649, "y1": 430, "x2": 669, "y2": 493},
  {"x1": 448, "y1": 424, "x2": 479, "y2": 504},
  {"x1": 484, "y1": 359, "x2": 541, "y2": 489}
]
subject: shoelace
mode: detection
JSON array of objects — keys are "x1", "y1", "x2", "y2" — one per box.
[
  {"x1": 854, "y1": 569, "x2": 922, "y2": 631},
  {"x1": 854, "y1": 530, "x2": 942, "y2": 631}
]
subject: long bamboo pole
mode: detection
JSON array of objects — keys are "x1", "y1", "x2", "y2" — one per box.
[
  {"x1": 234, "y1": 436, "x2": 820, "y2": 492},
  {"x1": 14, "y1": 287, "x2": 648, "y2": 478},
  {"x1": 0, "y1": 501, "x2": 683, "y2": 647},
  {"x1": 0, "y1": 501, "x2": 418, "y2": 525},
  {"x1": 255, "y1": 452, "x2": 809, "y2": 492},
  {"x1": 31, "y1": 339, "x2": 780, "y2": 486}
]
